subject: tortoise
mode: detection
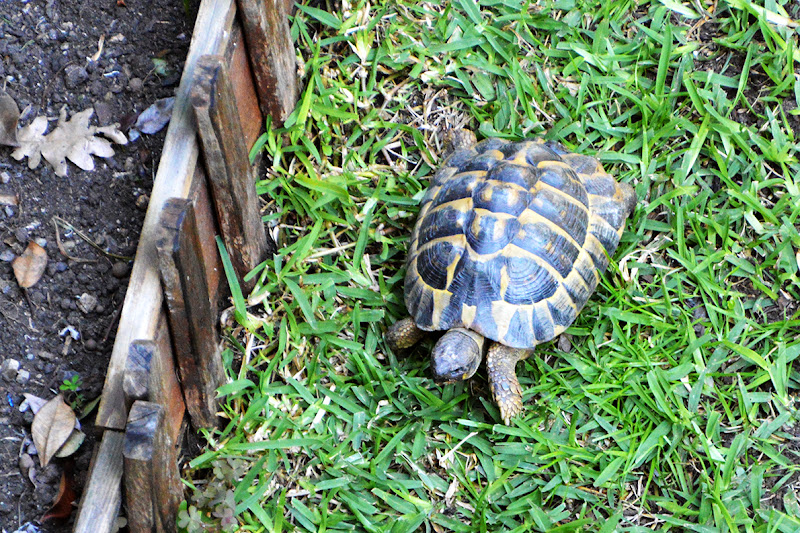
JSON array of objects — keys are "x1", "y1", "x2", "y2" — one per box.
[{"x1": 385, "y1": 131, "x2": 636, "y2": 424}]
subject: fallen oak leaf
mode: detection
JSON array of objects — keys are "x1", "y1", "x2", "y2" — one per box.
[
  {"x1": 11, "y1": 107, "x2": 127, "y2": 177},
  {"x1": 41, "y1": 461, "x2": 76, "y2": 523},
  {"x1": 11, "y1": 115, "x2": 48, "y2": 169},
  {"x1": 12, "y1": 241, "x2": 48, "y2": 288},
  {"x1": 31, "y1": 395, "x2": 76, "y2": 467}
]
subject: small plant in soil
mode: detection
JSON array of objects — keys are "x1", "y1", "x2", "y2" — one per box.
[{"x1": 59, "y1": 374, "x2": 85, "y2": 411}]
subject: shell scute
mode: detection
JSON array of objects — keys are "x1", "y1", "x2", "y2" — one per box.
[{"x1": 503, "y1": 255, "x2": 558, "y2": 305}]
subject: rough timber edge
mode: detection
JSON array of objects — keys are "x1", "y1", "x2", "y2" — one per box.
[{"x1": 75, "y1": 1, "x2": 238, "y2": 531}]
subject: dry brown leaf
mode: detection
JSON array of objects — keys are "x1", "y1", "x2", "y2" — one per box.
[
  {"x1": 19, "y1": 453, "x2": 36, "y2": 484},
  {"x1": 0, "y1": 89, "x2": 20, "y2": 147},
  {"x1": 41, "y1": 461, "x2": 76, "y2": 523},
  {"x1": 54, "y1": 428, "x2": 85, "y2": 458},
  {"x1": 31, "y1": 395, "x2": 76, "y2": 467},
  {"x1": 10, "y1": 107, "x2": 127, "y2": 177},
  {"x1": 12, "y1": 241, "x2": 48, "y2": 288}
]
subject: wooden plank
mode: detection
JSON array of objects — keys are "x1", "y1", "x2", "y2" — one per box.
[
  {"x1": 157, "y1": 198, "x2": 224, "y2": 428},
  {"x1": 236, "y1": 0, "x2": 297, "y2": 123},
  {"x1": 122, "y1": 312, "x2": 185, "y2": 444},
  {"x1": 189, "y1": 164, "x2": 224, "y2": 315},
  {"x1": 228, "y1": 20, "x2": 263, "y2": 149},
  {"x1": 73, "y1": 430, "x2": 124, "y2": 533},
  {"x1": 96, "y1": 0, "x2": 237, "y2": 431},
  {"x1": 124, "y1": 401, "x2": 182, "y2": 533},
  {"x1": 192, "y1": 54, "x2": 271, "y2": 291}
]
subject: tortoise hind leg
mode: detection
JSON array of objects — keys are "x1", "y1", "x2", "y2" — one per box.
[
  {"x1": 486, "y1": 343, "x2": 531, "y2": 424},
  {"x1": 385, "y1": 317, "x2": 426, "y2": 352}
]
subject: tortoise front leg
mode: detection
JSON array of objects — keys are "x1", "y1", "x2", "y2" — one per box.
[
  {"x1": 486, "y1": 343, "x2": 531, "y2": 424},
  {"x1": 385, "y1": 317, "x2": 426, "y2": 352}
]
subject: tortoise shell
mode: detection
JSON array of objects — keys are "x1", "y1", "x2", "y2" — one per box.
[{"x1": 404, "y1": 137, "x2": 636, "y2": 349}]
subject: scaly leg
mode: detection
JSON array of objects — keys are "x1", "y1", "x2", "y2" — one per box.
[
  {"x1": 385, "y1": 317, "x2": 426, "y2": 352},
  {"x1": 486, "y1": 343, "x2": 531, "y2": 424}
]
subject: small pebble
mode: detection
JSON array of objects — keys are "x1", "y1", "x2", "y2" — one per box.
[
  {"x1": 55, "y1": 261, "x2": 68, "y2": 272},
  {"x1": 15, "y1": 369, "x2": 30, "y2": 384},
  {"x1": 111, "y1": 261, "x2": 130, "y2": 278},
  {"x1": 64, "y1": 64, "x2": 89, "y2": 88},
  {"x1": 1, "y1": 359, "x2": 20, "y2": 381},
  {"x1": 128, "y1": 77, "x2": 143, "y2": 92},
  {"x1": 77, "y1": 292, "x2": 98, "y2": 314},
  {"x1": 0, "y1": 172, "x2": 10, "y2": 184},
  {"x1": 85, "y1": 339, "x2": 97, "y2": 351},
  {"x1": 0, "y1": 250, "x2": 15, "y2": 262},
  {"x1": 39, "y1": 351, "x2": 57, "y2": 361}
]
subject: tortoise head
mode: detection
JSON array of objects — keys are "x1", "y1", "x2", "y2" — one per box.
[{"x1": 430, "y1": 328, "x2": 485, "y2": 383}]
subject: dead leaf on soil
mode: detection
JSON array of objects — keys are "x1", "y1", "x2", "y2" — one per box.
[
  {"x1": 41, "y1": 461, "x2": 76, "y2": 523},
  {"x1": 0, "y1": 90, "x2": 19, "y2": 146},
  {"x1": 128, "y1": 96, "x2": 174, "y2": 141},
  {"x1": 10, "y1": 107, "x2": 127, "y2": 177},
  {"x1": 31, "y1": 395, "x2": 76, "y2": 467},
  {"x1": 12, "y1": 241, "x2": 48, "y2": 288},
  {"x1": 19, "y1": 453, "x2": 36, "y2": 484},
  {"x1": 0, "y1": 89, "x2": 20, "y2": 147},
  {"x1": 54, "y1": 428, "x2": 85, "y2": 458},
  {"x1": 22, "y1": 393, "x2": 50, "y2": 414}
]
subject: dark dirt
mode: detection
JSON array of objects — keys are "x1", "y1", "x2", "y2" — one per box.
[{"x1": 0, "y1": 1, "x2": 194, "y2": 531}]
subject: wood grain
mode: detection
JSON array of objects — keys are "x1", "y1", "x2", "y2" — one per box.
[
  {"x1": 122, "y1": 311, "x2": 185, "y2": 445},
  {"x1": 228, "y1": 20, "x2": 263, "y2": 150},
  {"x1": 157, "y1": 198, "x2": 224, "y2": 428},
  {"x1": 193, "y1": 54, "x2": 272, "y2": 291},
  {"x1": 73, "y1": 431, "x2": 124, "y2": 533},
  {"x1": 124, "y1": 401, "x2": 182, "y2": 533},
  {"x1": 236, "y1": 0, "x2": 297, "y2": 123}
]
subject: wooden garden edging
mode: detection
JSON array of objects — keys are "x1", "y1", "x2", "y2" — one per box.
[{"x1": 73, "y1": 0, "x2": 296, "y2": 531}]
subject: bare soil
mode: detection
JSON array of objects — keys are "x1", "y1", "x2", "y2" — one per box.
[{"x1": 0, "y1": 1, "x2": 194, "y2": 531}]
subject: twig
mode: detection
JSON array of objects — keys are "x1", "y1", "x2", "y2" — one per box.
[{"x1": 52, "y1": 216, "x2": 133, "y2": 261}]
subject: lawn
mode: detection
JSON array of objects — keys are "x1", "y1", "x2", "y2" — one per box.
[{"x1": 179, "y1": 0, "x2": 800, "y2": 531}]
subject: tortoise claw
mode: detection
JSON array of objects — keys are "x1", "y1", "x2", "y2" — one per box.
[{"x1": 498, "y1": 392, "x2": 524, "y2": 425}]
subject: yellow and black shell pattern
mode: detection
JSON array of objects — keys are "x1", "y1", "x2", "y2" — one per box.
[{"x1": 405, "y1": 137, "x2": 636, "y2": 349}]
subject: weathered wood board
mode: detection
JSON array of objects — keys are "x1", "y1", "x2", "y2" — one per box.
[
  {"x1": 157, "y1": 198, "x2": 224, "y2": 428},
  {"x1": 80, "y1": 0, "x2": 293, "y2": 528},
  {"x1": 73, "y1": 431, "x2": 125, "y2": 533},
  {"x1": 237, "y1": 0, "x2": 297, "y2": 122},
  {"x1": 193, "y1": 54, "x2": 271, "y2": 290},
  {"x1": 124, "y1": 401, "x2": 182, "y2": 533}
]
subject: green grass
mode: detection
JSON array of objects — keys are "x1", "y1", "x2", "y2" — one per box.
[{"x1": 179, "y1": 0, "x2": 800, "y2": 531}]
